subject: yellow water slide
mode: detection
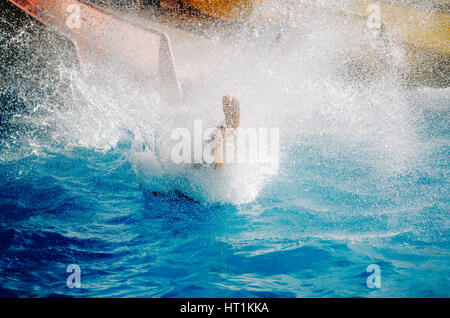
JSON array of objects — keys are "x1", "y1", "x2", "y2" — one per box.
[
  {"x1": 180, "y1": 0, "x2": 258, "y2": 21},
  {"x1": 180, "y1": 0, "x2": 449, "y2": 54},
  {"x1": 351, "y1": 0, "x2": 450, "y2": 54}
]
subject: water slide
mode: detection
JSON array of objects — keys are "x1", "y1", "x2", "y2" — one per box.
[
  {"x1": 7, "y1": 0, "x2": 182, "y2": 103},
  {"x1": 6, "y1": 0, "x2": 449, "y2": 94},
  {"x1": 350, "y1": 0, "x2": 450, "y2": 54},
  {"x1": 177, "y1": 0, "x2": 448, "y2": 85},
  {"x1": 181, "y1": 0, "x2": 449, "y2": 55}
]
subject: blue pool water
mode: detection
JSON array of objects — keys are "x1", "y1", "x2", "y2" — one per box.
[{"x1": 0, "y1": 7, "x2": 449, "y2": 298}]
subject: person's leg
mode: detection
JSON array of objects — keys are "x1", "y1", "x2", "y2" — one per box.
[
  {"x1": 223, "y1": 95, "x2": 240, "y2": 129},
  {"x1": 230, "y1": 97, "x2": 240, "y2": 129}
]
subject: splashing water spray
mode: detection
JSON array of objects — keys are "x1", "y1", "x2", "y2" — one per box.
[{"x1": 1, "y1": 0, "x2": 448, "y2": 205}]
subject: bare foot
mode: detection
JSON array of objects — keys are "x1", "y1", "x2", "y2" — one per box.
[{"x1": 222, "y1": 95, "x2": 240, "y2": 129}]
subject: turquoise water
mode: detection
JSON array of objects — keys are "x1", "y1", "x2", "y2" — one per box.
[{"x1": 0, "y1": 3, "x2": 449, "y2": 297}]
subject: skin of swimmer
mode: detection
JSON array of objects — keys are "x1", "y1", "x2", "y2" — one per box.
[{"x1": 212, "y1": 95, "x2": 240, "y2": 168}]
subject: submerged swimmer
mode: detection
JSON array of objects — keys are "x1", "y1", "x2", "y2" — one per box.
[{"x1": 207, "y1": 95, "x2": 241, "y2": 168}]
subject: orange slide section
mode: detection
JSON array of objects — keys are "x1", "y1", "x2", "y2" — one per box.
[
  {"x1": 8, "y1": 0, "x2": 182, "y2": 103},
  {"x1": 180, "y1": 0, "x2": 257, "y2": 21}
]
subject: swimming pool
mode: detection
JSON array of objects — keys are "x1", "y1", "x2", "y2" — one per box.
[{"x1": 0, "y1": 6, "x2": 448, "y2": 298}]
